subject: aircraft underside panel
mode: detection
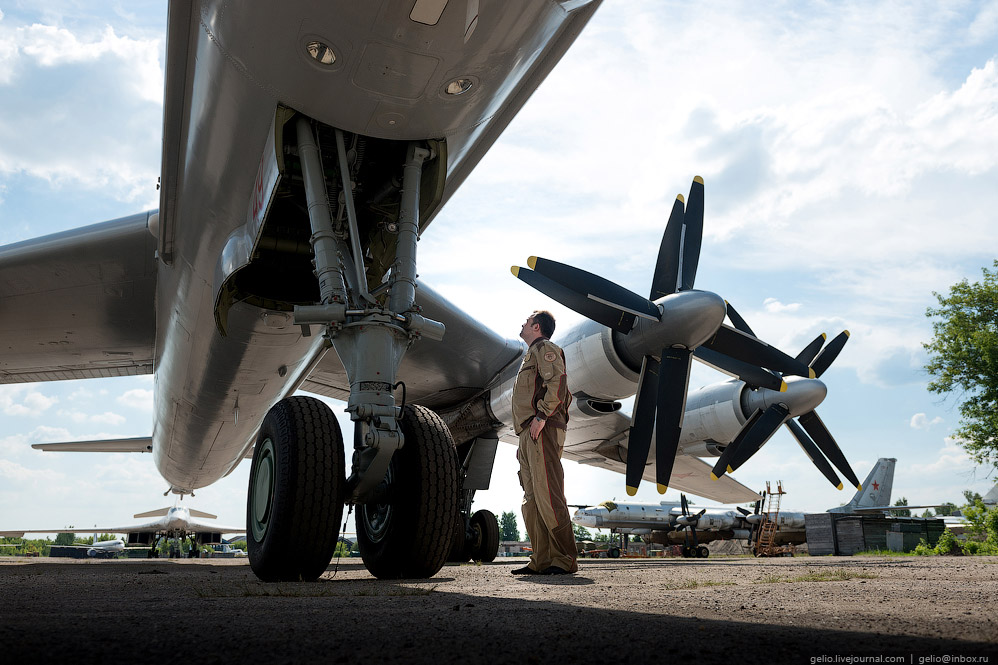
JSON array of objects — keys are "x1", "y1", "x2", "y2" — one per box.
[{"x1": 0, "y1": 213, "x2": 158, "y2": 384}]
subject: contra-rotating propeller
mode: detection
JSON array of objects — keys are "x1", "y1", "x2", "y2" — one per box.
[
  {"x1": 708, "y1": 317, "x2": 861, "y2": 491},
  {"x1": 511, "y1": 177, "x2": 814, "y2": 496},
  {"x1": 674, "y1": 493, "x2": 706, "y2": 550}
]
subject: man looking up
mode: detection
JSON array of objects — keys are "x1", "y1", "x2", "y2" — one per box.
[{"x1": 511, "y1": 310, "x2": 577, "y2": 575}]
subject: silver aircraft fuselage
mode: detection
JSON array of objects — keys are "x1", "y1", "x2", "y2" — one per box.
[{"x1": 151, "y1": 1, "x2": 602, "y2": 491}]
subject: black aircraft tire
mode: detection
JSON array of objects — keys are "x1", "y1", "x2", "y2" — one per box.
[
  {"x1": 698, "y1": 545, "x2": 709, "y2": 558},
  {"x1": 469, "y1": 509, "x2": 500, "y2": 563},
  {"x1": 358, "y1": 404, "x2": 459, "y2": 579},
  {"x1": 247, "y1": 396, "x2": 345, "y2": 582},
  {"x1": 608, "y1": 546, "x2": 621, "y2": 558}
]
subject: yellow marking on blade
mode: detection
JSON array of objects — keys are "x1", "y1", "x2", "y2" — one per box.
[
  {"x1": 657, "y1": 484, "x2": 668, "y2": 494},
  {"x1": 626, "y1": 485, "x2": 638, "y2": 496},
  {"x1": 694, "y1": 175, "x2": 704, "y2": 184},
  {"x1": 677, "y1": 194, "x2": 685, "y2": 204},
  {"x1": 710, "y1": 472, "x2": 719, "y2": 481},
  {"x1": 821, "y1": 332, "x2": 828, "y2": 340},
  {"x1": 726, "y1": 465, "x2": 734, "y2": 473},
  {"x1": 856, "y1": 483, "x2": 863, "y2": 491},
  {"x1": 510, "y1": 266, "x2": 520, "y2": 277},
  {"x1": 779, "y1": 380, "x2": 788, "y2": 393},
  {"x1": 527, "y1": 256, "x2": 537, "y2": 270},
  {"x1": 808, "y1": 368, "x2": 816, "y2": 379},
  {"x1": 836, "y1": 483, "x2": 844, "y2": 490}
]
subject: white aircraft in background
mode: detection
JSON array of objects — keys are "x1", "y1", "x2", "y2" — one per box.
[
  {"x1": 574, "y1": 458, "x2": 900, "y2": 557},
  {"x1": 2, "y1": 1, "x2": 859, "y2": 583},
  {"x1": 85, "y1": 538, "x2": 126, "y2": 558},
  {"x1": 1, "y1": 505, "x2": 244, "y2": 556}
]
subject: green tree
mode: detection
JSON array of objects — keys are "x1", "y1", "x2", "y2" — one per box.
[
  {"x1": 499, "y1": 511, "x2": 520, "y2": 542},
  {"x1": 924, "y1": 261, "x2": 998, "y2": 470},
  {"x1": 934, "y1": 502, "x2": 958, "y2": 517},
  {"x1": 573, "y1": 523, "x2": 592, "y2": 541},
  {"x1": 333, "y1": 540, "x2": 352, "y2": 557},
  {"x1": 54, "y1": 533, "x2": 75, "y2": 546},
  {"x1": 892, "y1": 497, "x2": 910, "y2": 517},
  {"x1": 963, "y1": 490, "x2": 983, "y2": 505}
]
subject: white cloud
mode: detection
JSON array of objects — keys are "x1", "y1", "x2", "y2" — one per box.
[
  {"x1": 909, "y1": 437, "x2": 975, "y2": 476},
  {"x1": 910, "y1": 413, "x2": 943, "y2": 429},
  {"x1": 56, "y1": 409, "x2": 126, "y2": 426},
  {"x1": 91, "y1": 411, "x2": 126, "y2": 426},
  {"x1": 117, "y1": 388, "x2": 153, "y2": 411},
  {"x1": 763, "y1": 298, "x2": 802, "y2": 314},
  {"x1": 0, "y1": 388, "x2": 58, "y2": 417},
  {"x1": 0, "y1": 15, "x2": 163, "y2": 206},
  {"x1": 0, "y1": 459, "x2": 64, "y2": 487}
]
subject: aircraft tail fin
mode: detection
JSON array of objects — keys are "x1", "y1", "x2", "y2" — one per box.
[
  {"x1": 32, "y1": 437, "x2": 152, "y2": 453},
  {"x1": 827, "y1": 458, "x2": 895, "y2": 513},
  {"x1": 851, "y1": 458, "x2": 895, "y2": 508},
  {"x1": 983, "y1": 482, "x2": 998, "y2": 505}
]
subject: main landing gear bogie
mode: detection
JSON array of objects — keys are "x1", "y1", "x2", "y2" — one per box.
[
  {"x1": 356, "y1": 404, "x2": 459, "y2": 579},
  {"x1": 247, "y1": 396, "x2": 346, "y2": 582}
]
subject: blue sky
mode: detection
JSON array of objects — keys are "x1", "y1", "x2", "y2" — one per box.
[{"x1": 1, "y1": 1, "x2": 996, "y2": 539}]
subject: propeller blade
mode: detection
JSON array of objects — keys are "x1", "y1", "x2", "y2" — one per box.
[
  {"x1": 736, "y1": 506, "x2": 751, "y2": 516},
  {"x1": 649, "y1": 195, "x2": 686, "y2": 300},
  {"x1": 725, "y1": 301, "x2": 756, "y2": 337},
  {"x1": 694, "y1": 346, "x2": 787, "y2": 392},
  {"x1": 527, "y1": 256, "x2": 660, "y2": 322},
  {"x1": 511, "y1": 266, "x2": 636, "y2": 334},
  {"x1": 810, "y1": 330, "x2": 850, "y2": 378},
  {"x1": 795, "y1": 333, "x2": 827, "y2": 366},
  {"x1": 711, "y1": 408, "x2": 765, "y2": 480},
  {"x1": 797, "y1": 410, "x2": 862, "y2": 490},
  {"x1": 785, "y1": 418, "x2": 843, "y2": 490},
  {"x1": 680, "y1": 493, "x2": 689, "y2": 516},
  {"x1": 725, "y1": 403, "x2": 791, "y2": 474},
  {"x1": 703, "y1": 324, "x2": 815, "y2": 378},
  {"x1": 625, "y1": 355, "x2": 660, "y2": 494},
  {"x1": 654, "y1": 347, "x2": 692, "y2": 493},
  {"x1": 680, "y1": 176, "x2": 704, "y2": 291}
]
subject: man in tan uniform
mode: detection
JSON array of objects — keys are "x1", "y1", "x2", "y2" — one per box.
[{"x1": 511, "y1": 310, "x2": 577, "y2": 575}]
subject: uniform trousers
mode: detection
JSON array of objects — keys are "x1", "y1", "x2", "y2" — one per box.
[{"x1": 517, "y1": 425, "x2": 578, "y2": 573}]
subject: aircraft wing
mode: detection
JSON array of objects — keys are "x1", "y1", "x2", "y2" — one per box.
[
  {"x1": 301, "y1": 281, "x2": 523, "y2": 410},
  {"x1": 183, "y1": 517, "x2": 246, "y2": 534},
  {"x1": 557, "y1": 411, "x2": 761, "y2": 504},
  {"x1": 0, "y1": 517, "x2": 244, "y2": 538},
  {"x1": 0, "y1": 213, "x2": 158, "y2": 384},
  {"x1": 848, "y1": 505, "x2": 947, "y2": 514}
]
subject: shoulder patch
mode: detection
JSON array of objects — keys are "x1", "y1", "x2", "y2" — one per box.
[{"x1": 543, "y1": 351, "x2": 557, "y2": 362}]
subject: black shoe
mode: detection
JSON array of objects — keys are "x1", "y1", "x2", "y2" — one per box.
[
  {"x1": 540, "y1": 566, "x2": 573, "y2": 575},
  {"x1": 511, "y1": 566, "x2": 540, "y2": 575}
]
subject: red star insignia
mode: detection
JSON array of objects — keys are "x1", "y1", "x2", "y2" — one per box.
[{"x1": 872, "y1": 481, "x2": 879, "y2": 490}]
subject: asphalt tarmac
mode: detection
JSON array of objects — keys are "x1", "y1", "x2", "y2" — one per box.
[{"x1": 2, "y1": 555, "x2": 995, "y2": 663}]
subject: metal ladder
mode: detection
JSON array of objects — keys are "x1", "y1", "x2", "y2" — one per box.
[{"x1": 754, "y1": 481, "x2": 789, "y2": 556}]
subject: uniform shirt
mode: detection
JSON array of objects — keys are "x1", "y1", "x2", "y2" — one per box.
[{"x1": 512, "y1": 337, "x2": 572, "y2": 434}]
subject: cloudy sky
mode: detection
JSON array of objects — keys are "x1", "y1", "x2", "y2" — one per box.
[{"x1": 1, "y1": 1, "x2": 996, "y2": 540}]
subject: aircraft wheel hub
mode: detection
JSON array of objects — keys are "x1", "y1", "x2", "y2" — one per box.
[{"x1": 250, "y1": 437, "x2": 276, "y2": 541}]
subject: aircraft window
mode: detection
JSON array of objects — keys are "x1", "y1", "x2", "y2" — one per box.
[
  {"x1": 445, "y1": 78, "x2": 474, "y2": 95},
  {"x1": 305, "y1": 41, "x2": 336, "y2": 66}
]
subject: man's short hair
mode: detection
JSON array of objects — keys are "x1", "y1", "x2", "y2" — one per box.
[{"x1": 531, "y1": 310, "x2": 556, "y2": 339}]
